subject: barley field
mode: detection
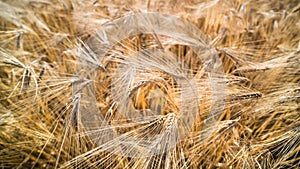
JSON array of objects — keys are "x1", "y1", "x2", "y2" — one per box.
[{"x1": 0, "y1": 0, "x2": 299, "y2": 168}]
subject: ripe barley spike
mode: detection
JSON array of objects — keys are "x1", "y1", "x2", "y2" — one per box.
[{"x1": 0, "y1": 0, "x2": 299, "y2": 169}]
